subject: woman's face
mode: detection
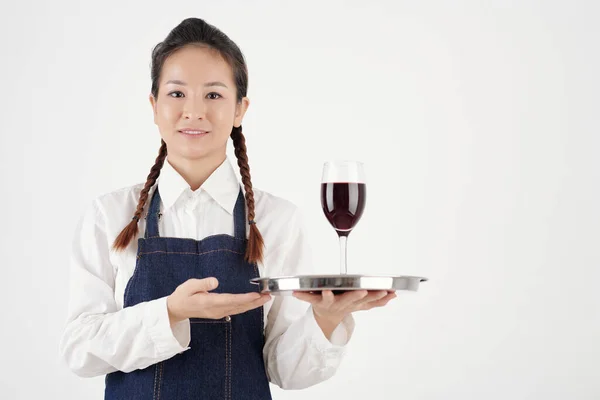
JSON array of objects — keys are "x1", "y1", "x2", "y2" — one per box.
[{"x1": 149, "y1": 45, "x2": 249, "y2": 162}]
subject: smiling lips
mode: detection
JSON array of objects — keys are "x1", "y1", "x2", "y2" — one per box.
[{"x1": 178, "y1": 129, "x2": 209, "y2": 136}]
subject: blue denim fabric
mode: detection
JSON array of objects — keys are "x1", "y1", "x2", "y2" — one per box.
[{"x1": 104, "y1": 186, "x2": 272, "y2": 399}]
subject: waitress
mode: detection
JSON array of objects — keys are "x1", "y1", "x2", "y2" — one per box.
[{"x1": 59, "y1": 17, "x2": 397, "y2": 400}]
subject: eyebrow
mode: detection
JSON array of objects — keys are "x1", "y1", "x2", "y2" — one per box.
[{"x1": 165, "y1": 79, "x2": 228, "y2": 89}]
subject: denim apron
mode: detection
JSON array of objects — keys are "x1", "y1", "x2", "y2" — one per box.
[{"x1": 104, "y1": 185, "x2": 272, "y2": 400}]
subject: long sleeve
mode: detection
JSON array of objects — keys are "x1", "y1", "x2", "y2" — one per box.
[
  {"x1": 262, "y1": 208, "x2": 355, "y2": 390},
  {"x1": 58, "y1": 199, "x2": 191, "y2": 377}
]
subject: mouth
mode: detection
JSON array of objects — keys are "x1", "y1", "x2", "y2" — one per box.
[{"x1": 178, "y1": 129, "x2": 210, "y2": 136}]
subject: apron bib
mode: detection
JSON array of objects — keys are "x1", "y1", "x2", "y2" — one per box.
[{"x1": 104, "y1": 186, "x2": 272, "y2": 400}]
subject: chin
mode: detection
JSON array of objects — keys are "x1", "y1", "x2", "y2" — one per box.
[
  {"x1": 180, "y1": 145, "x2": 225, "y2": 161},
  {"x1": 180, "y1": 148, "x2": 212, "y2": 160},
  {"x1": 162, "y1": 135, "x2": 226, "y2": 161}
]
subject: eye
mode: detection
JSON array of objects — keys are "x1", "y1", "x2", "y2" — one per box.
[
  {"x1": 207, "y1": 92, "x2": 222, "y2": 100},
  {"x1": 168, "y1": 91, "x2": 184, "y2": 98}
]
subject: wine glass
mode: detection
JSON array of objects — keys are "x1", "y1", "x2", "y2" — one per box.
[{"x1": 321, "y1": 161, "x2": 367, "y2": 275}]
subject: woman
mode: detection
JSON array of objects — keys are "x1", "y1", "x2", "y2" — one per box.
[{"x1": 59, "y1": 17, "x2": 397, "y2": 400}]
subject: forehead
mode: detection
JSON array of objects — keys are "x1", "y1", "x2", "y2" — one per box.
[{"x1": 160, "y1": 45, "x2": 234, "y2": 86}]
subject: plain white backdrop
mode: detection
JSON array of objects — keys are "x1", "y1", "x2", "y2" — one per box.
[{"x1": 0, "y1": 0, "x2": 598, "y2": 399}]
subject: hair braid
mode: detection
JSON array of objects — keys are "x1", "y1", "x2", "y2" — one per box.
[
  {"x1": 112, "y1": 140, "x2": 168, "y2": 251},
  {"x1": 231, "y1": 125, "x2": 264, "y2": 264}
]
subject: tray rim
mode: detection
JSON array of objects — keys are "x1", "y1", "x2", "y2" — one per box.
[
  {"x1": 250, "y1": 274, "x2": 428, "y2": 282},
  {"x1": 249, "y1": 274, "x2": 428, "y2": 293}
]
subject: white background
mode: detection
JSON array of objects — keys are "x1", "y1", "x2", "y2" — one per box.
[{"x1": 1, "y1": 0, "x2": 598, "y2": 399}]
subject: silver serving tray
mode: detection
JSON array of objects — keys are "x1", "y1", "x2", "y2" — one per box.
[{"x1": 250, "y1": 274, "x2": 427, "y2": 294}]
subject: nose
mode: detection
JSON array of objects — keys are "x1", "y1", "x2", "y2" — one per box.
[{"x1": 182, "y1": 96, "x2": 206, "y2": 120}]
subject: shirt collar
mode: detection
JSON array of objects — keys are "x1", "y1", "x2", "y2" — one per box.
[{"x1": 157, "y1": 156, "x2": 240, "y2": 215}]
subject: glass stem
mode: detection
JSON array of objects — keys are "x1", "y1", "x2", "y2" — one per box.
[{"x1": 339, "y1": 235, "x2": 348, "y2": 274}]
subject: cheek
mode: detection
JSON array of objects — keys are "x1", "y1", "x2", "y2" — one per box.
[
  {"x1": 157, "y1": 102, "x2": 180, "y2": 125},
  {"x1": 214, "y1": 109, "x2": 236, "y2": 139},
  {"x1": 210, "y1": 105, "x2": 231, "y2": 124},
  {"x1": 211, "y1": 105, "x2": 236, "y2": 127}
]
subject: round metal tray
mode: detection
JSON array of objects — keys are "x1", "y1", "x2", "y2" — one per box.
[{"x1": 250, "y1": 274, "x2": 427, "y2": 294}]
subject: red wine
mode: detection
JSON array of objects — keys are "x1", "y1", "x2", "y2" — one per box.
[{"x1": 321, "y1": 182, "x2": 366, "y2": 236}]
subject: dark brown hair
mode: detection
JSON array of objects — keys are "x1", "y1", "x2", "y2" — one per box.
[{"x1": 112, "y1": 18, "x2": 264, "y2": 264}]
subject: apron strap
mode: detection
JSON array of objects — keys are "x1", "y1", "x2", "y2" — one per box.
[
  {"x1": 232, "y1": 186, "x2": 247, "y2": 240},
  {"x1": 144, "y1": 186, "x2": 161, "y2": 239}
]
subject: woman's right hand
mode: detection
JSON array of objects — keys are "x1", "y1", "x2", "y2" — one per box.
[{"x1": 166, "y1": 277, "x2": 271, "y2": 325}]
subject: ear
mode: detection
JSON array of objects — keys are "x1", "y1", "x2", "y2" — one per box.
[
  {"x1": 233, "y1": 97, "x2": 250, "y2": 128},
  {"x1": 149, "y1": 94, "x2": 158, "y2": 125}
]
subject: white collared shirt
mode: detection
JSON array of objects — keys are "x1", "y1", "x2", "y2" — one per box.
[{"x1": 58, "y1": 156, "x2": 355, "y2": 390}]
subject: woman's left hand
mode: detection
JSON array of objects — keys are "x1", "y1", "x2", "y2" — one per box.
[{"x1": 292, "y1": 290, "x2": 396, "y2": 339}]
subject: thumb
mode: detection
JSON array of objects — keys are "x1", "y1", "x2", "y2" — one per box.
[{"x1": 181, "y1": 277, "x2": 219, "y2": 294}]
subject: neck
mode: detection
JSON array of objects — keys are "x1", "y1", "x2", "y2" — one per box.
[{"x1": 167, "y1": 152, "x2": 227, "y2": 191}]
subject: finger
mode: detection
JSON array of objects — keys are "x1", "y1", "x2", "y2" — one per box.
[
  {"x1": 361, "y1": 293, "x2": 397, "y2": 310},
  {"x1": 321, "y1": 290, "x2": 335, "y2": 307},
  {"x1": 181, "y1": 277, "x2": 219, "y2": 294},
  {"x1": 356, "y1": 290, "x2": 388, "y2": 307},
  {"x1": 228, "y1": 294, "x2": 272, "y2": 315},
  {"x1": 292, "y1": 291, "x2": 322, "y2": 304},
  {"x1": 198, "y1": 292, "x2": 262, "y2": 308},
  {"x1": 334, "y1": 290, "x2": 369, "y2": 309}
]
